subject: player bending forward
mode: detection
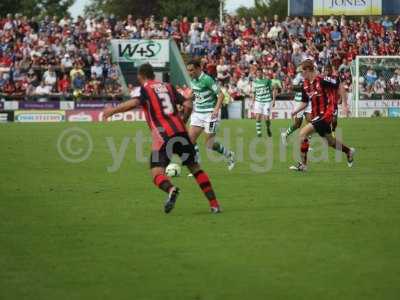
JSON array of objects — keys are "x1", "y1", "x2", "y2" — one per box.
[
  {"x1": 103, "y1": 63, "x2": 221, "y2": 214},
  {"x1": 281, "y1": 72, "x2": 311, "y2": 145},
  {"x1": 186, "y1": 60, "x2": 235, "y2": 170},
  {"x1": 251, "y1": 68, "x2": 277, "y2": 138},
  {"x1": 289, "y1": 59, "x2": 355, "y2": 172}
]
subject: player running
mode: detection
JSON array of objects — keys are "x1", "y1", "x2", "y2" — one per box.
[
  {"x1": 281, "y1": 72, "x2": 312, "y2": 145},
  {"x1": 251, "y1": 68, "x2": 277, "y2": 138},
  {"x1": 323, "y1": 64, "x2": 348, "y2": 137},
  {"x1": 289, "y1": 59, "x2": 355, "y2": 172},
  {"x1": 186, "y1": 60, "x2": 235, "y2": 171},
  {"x1": 103, "y1": 63, "x2": 221, "y2": 214}
]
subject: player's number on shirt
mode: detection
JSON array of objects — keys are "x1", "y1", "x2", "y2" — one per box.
[{"x1": 158, "y1": 93, "x2": 174, "y2": 115}]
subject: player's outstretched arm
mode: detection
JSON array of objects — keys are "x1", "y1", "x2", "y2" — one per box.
[
  {"x1": 272, "y1": 87, "x2": 277, "y2": 108},
  {"x1": 103, "y1": 98, "x2": 141, "y2": 120},
  {"x1": 174, "y1": 85, "x2": 193, "y2": 123},
  {"x1": 340, "y1": 84, "x2": 350, "y2": 116},
  {"x1": 212, "y1": 91, "x2": 224, "y2": 119},
  {"x1": 181, "y1": 99, "x2": 193, "y2": 123}
]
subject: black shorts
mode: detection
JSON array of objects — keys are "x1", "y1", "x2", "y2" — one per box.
[
  {"x1": 312, "y1": 117, "x2": 332, "y2": 137},
  {"x1": 150, "y1": 133, "x2": 197, "y2": 169}
]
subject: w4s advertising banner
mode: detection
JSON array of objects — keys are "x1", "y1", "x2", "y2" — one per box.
[
  {"x1": 111, "y1": 40, "x2": 169, "y2": 67},
  {"x1": 313, "y1": 0, "x2": 382, "y2": 15}
]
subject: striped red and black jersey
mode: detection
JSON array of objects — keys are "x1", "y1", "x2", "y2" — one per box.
[
  {"x1": 301, "y1": 75, "x2": 340, "y2": 121},
  {"x1": 139, "y1": 80, "x2": 187, "y2": 143},
  {"x1": 326, "y1": 75, "x2": 341, "y2": 109}
]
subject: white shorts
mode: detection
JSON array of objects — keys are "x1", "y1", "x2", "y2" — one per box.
[
  {"x1": 293, "y1": 101, "x2": 311, "y2": 119},
  {"x1": 253, "y1": 101, "x2": 271, "y2": 116},
  {"x1": 190, "y1": 112, "x2": 219, "y2": 134}
]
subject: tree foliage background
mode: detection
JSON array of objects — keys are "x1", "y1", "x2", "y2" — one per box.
[
  {"x1": 236, "y1": 0, "x2": 287, "y2": 19},
  {"x1": 84, "y1": 0, "x2": 159, "y2": 18},
  {"x1": 0, "y1": 0, "x2": 286, "y2": 21},
  {"x1": 85, "y1": 0, "x2": 220, "y2": 19},
  {"x1": 0, "y1": 0, "x2": 75, "y2": 18},
  {"x1": 159, "y1": 0, "x2": 220, "y2": 20}
]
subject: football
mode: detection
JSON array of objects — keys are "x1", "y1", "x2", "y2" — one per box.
[{"x1": 165, "y1": 163, "x2": 181, "y2": 177}]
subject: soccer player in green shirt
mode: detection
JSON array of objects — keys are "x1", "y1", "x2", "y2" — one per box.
[
  {"x1": 186, "y1": 60, "x2": 235, "y2": 171},
  {"x1": 251, "y1": 68, "x2": 277, "y2": 137}
]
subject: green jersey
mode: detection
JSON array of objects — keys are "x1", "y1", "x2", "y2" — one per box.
[
  {"x1": 253, "y1": 78, "x2": 273, "y2": 103},
  {"x1": 191, "y1": 72, "x2": 220, "y2": 113},
  {"x1": 294, "y1": 92, "x2": 303, "y2": 102},
  {"x1": 293, "y1": 73, "x2": 304, "y2": 102}
]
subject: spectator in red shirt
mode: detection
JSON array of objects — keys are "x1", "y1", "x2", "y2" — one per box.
[
  {"x1": 0, "y1": 53, "x2": 13, "y2": 69},
  {"x1": 179, "y1": 17, "x2": 190, "y2": 36},
  {"x1": 58, "y1": 73, "x2": 70, "y2": 95}
]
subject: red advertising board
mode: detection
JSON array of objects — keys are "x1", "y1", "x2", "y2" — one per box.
[{"x1": 66, "y1": 109, "x2": 145, "y2": 122}]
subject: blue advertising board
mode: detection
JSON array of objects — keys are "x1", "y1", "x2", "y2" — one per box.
[{"x1": 388, "y1": 107, "x2": 400, "y2": 117}]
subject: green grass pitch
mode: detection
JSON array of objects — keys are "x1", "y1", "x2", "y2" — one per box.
[{"x1": 1, "y1": 118, "x2": 400, "y2": 299}]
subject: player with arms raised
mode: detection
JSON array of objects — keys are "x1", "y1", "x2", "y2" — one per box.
[
  {"x1": 186, "y1": 60, "x2": 235, "y2": 170},
  {"x1": 289, "y1": 59, "x2": 355, "y2": 172},
  {"x1": 103, "y1": 63, "x2": 221, "y2": 214}
]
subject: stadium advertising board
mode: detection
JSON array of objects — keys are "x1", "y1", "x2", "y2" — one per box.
[
  {"x1": 75, "y1": 101, "x2": 121, "y2": 110},
  {"x1": 14, "y1": 110, "x2": 65, "y2": 122},
  {"x1": 60, "y1": 101, "x2": 75, "y2": 110},
  {"x1": 358, "y1": 108, "x2": 388, "y2": 117},
  {"x1": 0, "y1": 111, "x2": 14, "y2": 123},
  {"x1": 246, "y1": 100, "x2": 295, "y2": 119},
  {"x1": 227, "y1": 102, "x2": 243, "y2": 119},
  {"x1": 111, "y1": 40, "x2": 169, "y2": 66},
  {"x1": 313, "y1": 0, "x2": 382, "y2": 15},
  {"x1": 19, "y1": 102, "x2": 60, "y2": 110},
  {"x1": 0, "y1": 112, "x2": 7, "y2": 122},
  {"x1": 66, "y1": 110, "x2": 145, "y2": 122},
  {"x1": 388, "y1": 108, "x2": 400, "y2": 117},
  {"x1": 66, "y1": 110, "x2": 100, "y2": 122},
  {"x1": 245, "y1": 100, "x2": 353, "y2": 119},
  {"x1": 359, "y1": 100, "x2": 400, "y2": 108},
  {"x1": 289, "y1": 0, "x2": 400, "y2": 15},
  {"x1": 3, "y1": 101, "x2": 19, "y2": 110}
]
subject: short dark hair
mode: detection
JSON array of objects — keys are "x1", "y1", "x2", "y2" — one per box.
[
  {"x1": 138, "y1": 63, "x2": 155, "y2": 80},
  {"x1": 187, "y1": 59, "x2": 201, "y2": 69}
]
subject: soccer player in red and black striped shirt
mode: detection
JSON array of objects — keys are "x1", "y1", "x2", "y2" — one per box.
[
  {"x1": 323, "y1": 64, "x2": 348, "y2": 137},
  {"x1": 103, "y1": 63, "x2": 221, "y2": 213},
  {"x1": 290, "y1": 59, "x2": 355, "y2": 171}
]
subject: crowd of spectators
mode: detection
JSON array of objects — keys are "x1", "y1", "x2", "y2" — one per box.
[
  {"x1": 0, "y1": 13, "x2": 400, "y2": 101},
  {"x1": 180, "y1": 14, "x2": 400, "y2": 100},
  {"x1": 0, "y1": 14, "x2": 123, "y2": 100},
  {"x1": 358, "y1": 59, "x2": 400, "y2": 100}
]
